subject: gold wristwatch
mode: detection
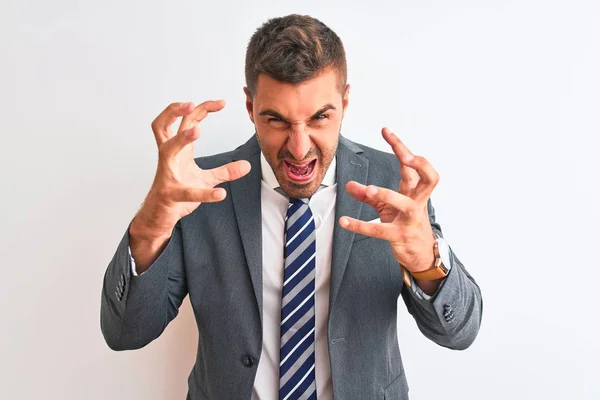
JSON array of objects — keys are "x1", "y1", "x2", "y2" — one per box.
[{"x1": 401, "y1": 234, "x2": 450, "y2": 287}]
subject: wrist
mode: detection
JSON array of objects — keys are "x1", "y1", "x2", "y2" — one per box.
[
  {"x1": 411, "y1": 253, "x2": 436, "y2": 274},
  {"x1": 128, "y1": 208, "x2": 173, "y2": 274},
  {"x1": 130, "y1": 200, "x2": 176, "y2": 241},
  {"x1": 401, "y1": 233, "x2": 450, "y2": 287},
  {"x1": 401, "y1": 233, "x2": 436, "y2": 273}
]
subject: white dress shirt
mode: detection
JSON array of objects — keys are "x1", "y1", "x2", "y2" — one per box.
[
  {"x1": 129, "y1": 152, "x2": 444, "y2": 399},
  {"x1": 252, "y1": 153, "x2": 337, "y2": 400}
]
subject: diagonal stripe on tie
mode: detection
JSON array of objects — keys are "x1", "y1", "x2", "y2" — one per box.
[
  {"x1": 284, "y1": 217, "x2": 315, "y2": 257},
  {"x1": 281, "y1": 289, "x2": 314, "y2": 337},
  {"x1": 280, "y1": 314, "x2": 316, "y2": 364},
  {"x1": 282, "y1": 254, "x2": 316, "y2": 301},
  {"x1": 281, "y1": 280, "x2": 315, "y2": 324},
  {"x1": 283, "y1": 239, "x2": 316, "y2": 284},
  {"x1": 280, "y1": 336, "x2": 315, "y2": 388},
  {"x1": 283, "y1": 250, "x2": 316, "y2": 288},
  {"x1": 282, "y1": 266, "x2": 315, "y2": 308},
  {"x1": 280, "y1": 198, "x2": 317, "y2": 400},
  {"x1": 286, "y1": 207, "x2": 313, "y2": 242},
  {"x1": 281, "y1": 353, "x2": 316, "y2": 400}
]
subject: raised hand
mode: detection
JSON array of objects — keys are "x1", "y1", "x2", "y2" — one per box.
[
  {"x1": 340, "y1": 127, "x2": 439, "y2": 274},
  {"x1": 129, "y1": 101, "x2": 251, "y2": 272}
]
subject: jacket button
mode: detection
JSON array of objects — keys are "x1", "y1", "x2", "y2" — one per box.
[{"x1": 242, "y1": 355, "x2": 254, "y2": 367}]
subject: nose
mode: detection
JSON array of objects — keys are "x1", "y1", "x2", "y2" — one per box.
[{"x1": 286, "y1": 125, "x2": 312, "y2": 161}]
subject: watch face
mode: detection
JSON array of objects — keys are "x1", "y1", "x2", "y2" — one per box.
[{"x1": 436, "y1": 236, "x2": 452, "y2": 272}]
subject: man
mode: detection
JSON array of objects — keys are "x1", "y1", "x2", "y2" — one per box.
[{"x1": 101, "y1": 14, "x2": 482, "y2": 400}]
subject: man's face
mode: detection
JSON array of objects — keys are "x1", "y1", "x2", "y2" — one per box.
[{"x1": 244, "y1": 68, "x2": 350, "y2": 199}]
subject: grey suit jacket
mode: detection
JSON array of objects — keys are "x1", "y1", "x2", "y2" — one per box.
[{"x1": 101, "y1": 135, "x2": 483, "y2": 400}]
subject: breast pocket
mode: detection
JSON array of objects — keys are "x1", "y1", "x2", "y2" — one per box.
[
  {"x1": 353, "y1": 232, "x2": 374, "y2": 242},
  {"x1": 352, "y1": 217, "x2": 384, "y2": 243}
]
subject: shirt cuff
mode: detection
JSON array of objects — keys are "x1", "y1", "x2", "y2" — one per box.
[
  {"x1": 408, "y1": 274, "x2": 435, "y2": 300},
  {"x1": 128, "y1": 246, "x2": 140, "y2": 276}
]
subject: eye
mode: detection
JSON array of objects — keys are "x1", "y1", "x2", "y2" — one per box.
[
  {"x1": 315, "y1": 113, "x2": 329, "y2": 120},
  {"x1": 266, "y1": 116, "x2": 289, "y2": 129}
]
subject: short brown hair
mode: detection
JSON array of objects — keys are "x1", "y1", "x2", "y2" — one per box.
[{"x1": 245, "y1": 14, "x2": 347, "y2": 97}]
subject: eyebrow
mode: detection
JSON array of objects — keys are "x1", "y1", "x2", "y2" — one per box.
[{"x1": 258, "y1": 104, "x2": 337, "y2": 121}]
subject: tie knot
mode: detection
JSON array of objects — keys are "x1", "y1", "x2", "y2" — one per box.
[{"x1": 290, "y1": 197, "x2": 308, "y2": 206}]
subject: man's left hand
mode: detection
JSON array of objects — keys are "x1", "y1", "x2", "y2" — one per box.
[{"x1": 340, "y1": 127, "x2": 439, "y2": 274}]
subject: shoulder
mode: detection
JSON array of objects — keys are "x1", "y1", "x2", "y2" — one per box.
[
  {"x1": 340, "y1": 136, "x2": 399, "y2": 177},
  {"x1": 193, "y1": 136, "x2": 259, "y2": 170},
  {"x1": 194, "y1": 149, "x2": 238, "y2": 170}
]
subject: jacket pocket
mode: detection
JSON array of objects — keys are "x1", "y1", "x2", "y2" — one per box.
[
  {"x1": 187, "y1": 385, "x2": 209, "y2": 400},
  {"x1": 383, "y1": 371, "x2": 409, "y2": 400}
]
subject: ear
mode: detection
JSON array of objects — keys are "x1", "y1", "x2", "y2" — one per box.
[
  {"x1": 342, "y1": 83, "x2": 351, "y2": 115},
  {"x1": 243, "y1": 87, "x2": 255, "y2": 124}
]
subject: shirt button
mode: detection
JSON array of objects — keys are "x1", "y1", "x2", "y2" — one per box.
[{"x1": 242, "y1": 355, "x2": 255, "y2": 367}]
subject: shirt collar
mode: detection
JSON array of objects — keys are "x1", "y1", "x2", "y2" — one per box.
[{"x1": 260, "y1": 152, "x2": 337, "y2": 190}]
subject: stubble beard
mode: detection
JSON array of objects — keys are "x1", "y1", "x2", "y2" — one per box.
[{"x1": 257, "y1": 133, "x2": 339, "y2": 199}]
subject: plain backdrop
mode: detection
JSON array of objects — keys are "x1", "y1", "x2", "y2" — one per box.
[{"x1": 1, "y1": 0, "x2": 599, "y2": 399}]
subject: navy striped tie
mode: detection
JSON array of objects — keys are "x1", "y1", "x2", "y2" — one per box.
[{"x1": 279, "y1": 198, "x2": 317, "y2": 400}]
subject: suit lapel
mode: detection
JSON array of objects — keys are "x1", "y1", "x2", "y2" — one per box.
[
  {"x1": 227, "y1": 135, "x2": 368, "y2": 321},
  {"x1": 329, "y1": 137, "x2": 368, "y2": 314},
  {"x1": 229, "y1": 136, "x2": 263, "y2": 322}
]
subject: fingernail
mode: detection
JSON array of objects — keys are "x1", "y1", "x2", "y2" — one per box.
[
  {"x1": 405, "y1": 153, "x2": 414, "y2": 162},
  {"x1": 341, "y1": 218, "x2": 349, "y2": 227},
  {"x1": 367, "y1": 186, "x2": 378, "y2": 196}
]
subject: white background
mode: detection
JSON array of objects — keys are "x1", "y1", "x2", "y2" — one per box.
[{"x1": 1, "y1": 0, "x2": 599, "y2": 399}]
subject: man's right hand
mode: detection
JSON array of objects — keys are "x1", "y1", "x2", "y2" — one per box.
[{"x1": 129, "y1": 101, "x2": 251, "y2": 273}]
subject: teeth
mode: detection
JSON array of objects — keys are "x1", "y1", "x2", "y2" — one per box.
[
  {"x1": 287, "y1": 160, "x2": 314, "y2": 176},
  {"x1": 291, "y1": 165, "x2": 309, "y2": 175}
]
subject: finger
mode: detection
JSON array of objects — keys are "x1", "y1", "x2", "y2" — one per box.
[
  {"x1": 171, "y1": 186, "x2": 227, "y2": 203},
  {"x1": 381, "y1": 128, "x2": 419, "y2": 196},
  {"x1": 151, "y1": 102, "x2": 195, "y2": 145},
  {"x1": 339, "y1": 217, "x2": 398, "y2": 241},
  {"x1": 345, "y1": 181, "x2": 412, "y2": 214},
  {"x1": 405, "y1": 155, "x2": 440, "y2": 203},
  {"x1": 399, "y1": 162, "x2": 419, "y2": 197},
  {"x1": 382, "y1": 127, "x2": 415, "y2": 166},
  {"x1": 160, "y1": 125, "x2": 201, "y2": 159},
  {"x1": 206, "y1": 160, "x2": 252, "y2": 186},
  {"x1": 364, "y1": 185, "x2": 415, "y2": 215},
  {"x1": 344, "y1": 181, "x2": 371, "y2": 205},
  {"x1": 177, "y1": 100, "x2": 226, "y2": 134}
]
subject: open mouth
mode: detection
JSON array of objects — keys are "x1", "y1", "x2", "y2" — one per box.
[{"x1": 283, "y1": 159, "x2": 317, "y2": 182}]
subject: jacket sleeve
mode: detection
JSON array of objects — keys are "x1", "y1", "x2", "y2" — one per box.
[
  {"x1": 100, "y1": 221, "x2": 188, "y2": 351},
  {"x1": 400, "y1": 200, "x2": 483, "y2": 350}
]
